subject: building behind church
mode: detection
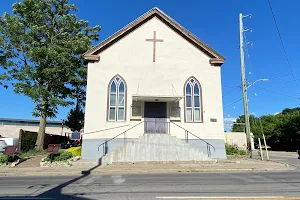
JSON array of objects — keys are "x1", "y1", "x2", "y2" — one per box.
[
  {"x1": 0, "y1": 117, "x2": 69, "y2": 138},
  {"x1": 82, "y1": 7, "x2": 226, "y2": 162}
]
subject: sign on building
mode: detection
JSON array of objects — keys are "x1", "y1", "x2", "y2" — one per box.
[{"x1": 71, "y1": 130, "x2": 81, "y2": 140}]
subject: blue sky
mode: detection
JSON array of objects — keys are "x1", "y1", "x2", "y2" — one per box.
[{"x1": 0, "y1": 0, "x2": 299, "y2": 128}]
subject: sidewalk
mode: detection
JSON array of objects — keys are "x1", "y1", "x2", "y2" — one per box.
[{"x1": 0, "y1": 157, "x2": 296, "y2": 176}]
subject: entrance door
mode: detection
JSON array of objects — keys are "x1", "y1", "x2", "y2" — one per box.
[{"x1": 144, "y1": 102, "x2": 168, "y2": 134}]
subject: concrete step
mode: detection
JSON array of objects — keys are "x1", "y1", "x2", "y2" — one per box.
[{"x1": 102, "y1": 134, "x2": 210, "y2": 165}]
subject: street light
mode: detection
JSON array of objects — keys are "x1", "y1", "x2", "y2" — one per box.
[
  {"x1": 243, "y1": 78, "x2": 268, "y2": 158},
  {"x1": 246, "y1": 79, "x2": 268, "y2": 89}
]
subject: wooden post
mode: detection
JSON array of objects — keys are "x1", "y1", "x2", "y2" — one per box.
[
  {"x1": 18, "y1": 129, "x2": 23, "y2": 153},
  {"x1": 262, "y1": 134, "x2": 269, "y2": 160},
  {"x1": 258, "y1": 138, "x2": 263, "y2": 160}
]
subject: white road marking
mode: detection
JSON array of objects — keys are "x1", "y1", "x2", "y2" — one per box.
[{"x1": 111, "y1": 175, "x2": 126, "y2": 185}]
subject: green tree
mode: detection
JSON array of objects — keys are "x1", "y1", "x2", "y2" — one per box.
[
  {"x1": 231, "y1": 115, "x2": 258, "y2": 133},
  {"x1": 281, "y1": 107, "x2": 300, "y2": 115},
  {"x1": 0, "y1": 0, "x2": 100, "y2": 150},
  {"x1": 65, "y1": 102, "x2": 84, "y2": 132},
  {"x1": 231, "y1": 115, "x2": 245, "y2": 133},
  {"x1": 232, "y1": 107, "x2": 300, "y2": 151}
]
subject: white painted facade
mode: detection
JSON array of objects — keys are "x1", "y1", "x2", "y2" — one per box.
[{"x1": 83, "y1": 8, "x2": 226, "y2": 159}]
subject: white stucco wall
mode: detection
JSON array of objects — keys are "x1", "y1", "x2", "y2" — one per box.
[
  {"x1": 84, "y1": 17, "x2": 224, "y2": 141},
  {"x1": 224, "y1": 132, "x2": 247, "y2": 150}
]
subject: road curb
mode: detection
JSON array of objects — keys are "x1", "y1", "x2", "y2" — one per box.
[
  {"x1": 270, "y1": 159, "x2": 299, "y2": 170},
  {"x1": 0, "y1": 165, "x2": 296, "y2": 176}
]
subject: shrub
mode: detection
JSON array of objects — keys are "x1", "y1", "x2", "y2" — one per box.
[
  {"x1": 0, "y1": 153, "x2": 8, "y2": 164},
  {"x1": 44, "y1": 150, "x2": 73, "y2": 162},
  {"x1": 21, "y1": 134, "x2": 37, "y2": 152},
  {"x1": 65, "y1": 146, "x2": 82, "y2": 156},
  {"x1": 226, "y1": 144, "x2": 247, "y2": 156},
  {"x1": 56, "y1": 151, "x2": 73, "y2": 161},
  {"x1": 7, "y1": 155, "x2": 19, "y2": 162},
  {"x1": 0, "y1": 154, "x2": 18, "y2": 164}
]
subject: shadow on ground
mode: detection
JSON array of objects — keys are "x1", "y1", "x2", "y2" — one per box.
[{"x1": 0, "y1": 158, "x2": 103, "y2": 200}]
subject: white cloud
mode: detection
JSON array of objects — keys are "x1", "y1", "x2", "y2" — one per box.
[{"x1": 223, "y1": 117, "x2": 237, "y2": 132}]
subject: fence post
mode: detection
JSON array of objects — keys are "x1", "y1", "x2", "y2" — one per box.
[
  {"x1": 258, "y1": 138, "x2": 264, "y2": 160},
  {"x1": 262, "y1": 134, "x2": 269, "y2": 160}
]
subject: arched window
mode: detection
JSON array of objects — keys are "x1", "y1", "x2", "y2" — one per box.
[
  {"x1": 184, "y1": 77, "x2": 202, "y2": 122},
  {"x1": 108, "y1": 75, "x2": 126, "y2": 121}
]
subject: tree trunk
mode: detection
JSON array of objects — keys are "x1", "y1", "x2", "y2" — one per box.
[{"x1": 35, "y1": 115, "x2": 46, "y2": 151}]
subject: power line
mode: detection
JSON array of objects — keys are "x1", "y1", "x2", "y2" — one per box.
[
  {"x1": 223, "y1": 97, "x2": 243, "y2": 108},
  {"x1": 261, "y1": 88, "x2": 300, "y2": 99},
  {"x1": 267, "y1": 0, "x2": 300, "y2": 87},
  {"x1": 222, "y1": 86, "x2": 240, "y2": 97},
  {"x1": 223, "y1": 84, "x2": 241, "y2": 88},
  {"x1": 267, "y1": 71, "x2": 300, "y2": 80}
]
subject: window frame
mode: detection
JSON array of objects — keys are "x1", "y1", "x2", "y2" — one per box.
[
  {"x1": 184, "y1": 77, "x2": 203, "y2": 123},
  {"x1": 107, "y1": 75, "x2": 127, "y2": 121}
]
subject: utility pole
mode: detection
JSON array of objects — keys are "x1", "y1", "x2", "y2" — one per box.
[{"x1": 239, "y1": 13, "x2": 252, "y2": 158}]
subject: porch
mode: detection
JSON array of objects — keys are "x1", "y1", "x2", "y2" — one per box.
[{"x1": 130, "y1": 94, "x2": 182, "y2": 134}]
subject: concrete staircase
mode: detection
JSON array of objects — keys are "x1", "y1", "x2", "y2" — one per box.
[{"x1": 102, "y1": 134, "x2": 210, "y2": 165}]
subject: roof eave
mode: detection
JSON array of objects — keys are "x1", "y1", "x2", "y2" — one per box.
[
  {"x1": 84, "y1": 55, "x2": 100, "y2": 61},
  {"x1": 84, "y1": 7, "x2": 225, "y2": 63},
  {"x1": 210, "y1": 58, "x2": 225, "y2": 67}
]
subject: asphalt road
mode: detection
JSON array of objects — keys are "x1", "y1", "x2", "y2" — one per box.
[
  {"x1": 1, "y1": 171, "x2": 300, "y2": 200},
  {"x1": 267, "y1": 151, "x2": 300, "y2": 169},
  {"x1": 0, "y1": 152, "x2": 299, "y2": 200}
]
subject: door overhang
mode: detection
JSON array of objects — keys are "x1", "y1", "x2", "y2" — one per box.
[{"x1": 132, "y1": 94, "x2": 183, "y2": 102}]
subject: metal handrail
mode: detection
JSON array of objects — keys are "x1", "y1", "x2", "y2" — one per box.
[
  {"x1": 170, "y1": 122, "x2": 215, "y2": 156},
  {"x1": 97, "y1": 121, "x2": 144, "y2": 152},
  {"x1": 97, "y1": 120, "x2": 216, "y2": 158}
]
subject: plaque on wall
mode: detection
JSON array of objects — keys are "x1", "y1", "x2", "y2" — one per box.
[{"x1": 210, "y1": 118, "x2": 217, "y2": 122}]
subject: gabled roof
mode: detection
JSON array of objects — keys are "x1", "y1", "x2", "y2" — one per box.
[{"x1": 84, "y1": 7, "x2": 225, "y2": 66}]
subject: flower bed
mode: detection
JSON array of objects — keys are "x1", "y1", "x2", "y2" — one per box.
[
  {"x1": 40, "y1": 149, "x2": 81, "y2": 167},
  {"x1": 65, "y1": 146, "x2": 82, "y2": 156}
]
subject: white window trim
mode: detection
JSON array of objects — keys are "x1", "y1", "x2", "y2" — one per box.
[
  {"x1": 108, "y1": 77, "x2": 126, "y2": 121},
  {"x1": 185, "y1": 79, "x2": 202, "y2": 123}
]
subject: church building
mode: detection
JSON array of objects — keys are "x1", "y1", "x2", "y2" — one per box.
[{"x1": 82, "y1": 7, "x2": 226, "y2": 163}]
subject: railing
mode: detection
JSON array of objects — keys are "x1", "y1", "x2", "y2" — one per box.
[
  {"x1": 170, "y1": 122, "x2": 215, "y2": 157},
  {"x1": 97, "y1": 121, "x2": 144, "y2": 154},
  {"x1": 97, "y1": 120, "x2": 215, "y2": 158}
]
